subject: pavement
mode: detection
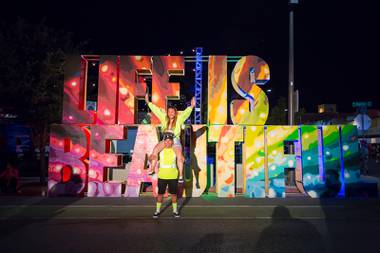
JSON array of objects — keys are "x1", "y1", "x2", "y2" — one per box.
[
  {"x1": 1, "y1": 196, "x2": 380, "y2": 253},
  {"x1": 1, "y1": 161, "x2": 380, "y2": 253}
]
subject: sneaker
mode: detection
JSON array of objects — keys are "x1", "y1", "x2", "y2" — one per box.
[
  {"x1": 153, "y1": 211, "x2": 160, "y2": 219},
  {"x1": 148, "y1": 170, "x2": 155, "y2": 176},
  {"x1": 173, "y1": 212, "x2": 180, "y2": 218},
  {"x1": 178, "y1": 177, "x2": 184, "y2": 184}
]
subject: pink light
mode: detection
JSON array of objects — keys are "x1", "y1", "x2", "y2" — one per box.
[
  {"x1": 104, "y1": 109, "x2": 111, "y2": 116},
  {"x1": 68, "y1": 115, "x2": 74, "y2": 120},
  {"x1": 119, "y1": 87, "x2": 128, "y2": 95},
  {"x1": 71, "y1": 81, "x2": 77, "y2": 87},
  {"x1": 58, "y1": 141, "x2": 64, "y2": 147}
]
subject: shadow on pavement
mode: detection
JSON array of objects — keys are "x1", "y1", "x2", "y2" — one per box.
[
  {"x1": 190, "y1": 233, "x2": 224, "y2": 253},
  {"x1": 253, "y1": 205, "x2": 326, "y2": 253}
]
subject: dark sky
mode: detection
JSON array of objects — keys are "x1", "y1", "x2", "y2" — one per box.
[{"x1": 2, "y1": 0, "x2": 379, "y2": 112}]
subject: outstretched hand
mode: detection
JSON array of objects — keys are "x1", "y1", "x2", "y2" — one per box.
[{"x1": 190, "y1": 96, "x2": 196, "y2": 108}]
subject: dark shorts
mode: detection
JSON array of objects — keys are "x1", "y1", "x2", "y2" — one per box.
[{"x1": 157, "y1": 178, "x2": 178, "y2": 195}]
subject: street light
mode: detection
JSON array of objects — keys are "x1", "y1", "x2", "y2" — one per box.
[{"x1": 288, "y1": 0, "x2": 299, "y2": 125}]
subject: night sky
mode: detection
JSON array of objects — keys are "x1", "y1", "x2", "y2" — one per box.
[{"x1": 2, "y1": 0, "x2": 379, "y2": 112}]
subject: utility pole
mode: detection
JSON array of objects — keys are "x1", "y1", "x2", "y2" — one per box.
[{"x1": 288, "y1": 0, "x2": 299, "y2": 125}]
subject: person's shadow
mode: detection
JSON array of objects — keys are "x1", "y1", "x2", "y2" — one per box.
[
  {"x1": 254, "y1": 206, "x2": 326, "y2": 253},
  {"x1": 190, "y1": 233, "x2": 224, "y2": 253},
  {"x1": 180, "y1": 126, "x2": 207, "y2": 212}
]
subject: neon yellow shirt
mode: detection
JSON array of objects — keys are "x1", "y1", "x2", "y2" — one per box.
[
  {"x1": 158, "y1": 148, "x2": 178, "y2": 179},
  {"x1": 148, "y1": 102, "x2": 193, "y2": 138}
]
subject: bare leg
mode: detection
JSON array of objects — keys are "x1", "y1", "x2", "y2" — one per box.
[
  {"x1": 157, "y1": 194, "x2": 163, "y2": 204},
  {"x1": 171, "y1": 194, "x2": 177, "y2": 204},
  {"x1": 173, "y1": 145, "x2": 185, "y2": 179},
  {"x1": 148, "y1": 141, "x2": 165, "y2": 174}
]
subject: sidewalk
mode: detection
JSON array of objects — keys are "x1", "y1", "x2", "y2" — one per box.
[
  {"x1": 1, "y1": 195, "x2": 380, "y2": 221},
  {"x1": 5, "y1": 160, "x2": 380, "y2": 197}
]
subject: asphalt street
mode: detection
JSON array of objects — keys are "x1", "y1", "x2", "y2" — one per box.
[{"x1": 1, "y1": 196, "x2": 380, "y2": 253}]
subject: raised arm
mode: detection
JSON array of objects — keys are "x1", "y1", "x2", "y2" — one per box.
[
  {"x1": 145, "y1": 93, "x2": 166, "y2": 123},
  {"x1": 177, "y1": 97, "x2": 195, "y2": 125}
]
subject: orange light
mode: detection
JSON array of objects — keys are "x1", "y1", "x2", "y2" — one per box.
[
  {"x1": 101, "y1": 64, "x2": 108, "y2": 72},
  {"x1": 112, "y1": 76, "x2": 117, "y2": 83},
  {"x1": 152, "y1": 94, "x2": 159, "y2": 103},
  {"x1": 172, "y1": 62, "x2": 178, "y2": 68}
]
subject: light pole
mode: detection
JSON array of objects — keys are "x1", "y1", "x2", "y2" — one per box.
[{"x1": 288, "y1": 0, "x2": 299, "y2": 125}]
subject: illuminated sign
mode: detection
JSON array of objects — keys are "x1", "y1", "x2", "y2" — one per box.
[{"x1": 48, "y1": 55, "x2": 360, "y2": 198}]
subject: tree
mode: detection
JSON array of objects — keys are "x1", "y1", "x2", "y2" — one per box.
[
  {"x1": 0, "y1": 18, "x2": 86, "y2": 184},
  {"x1": 266, "y1": 96, "x2": 287, "y2": 125}
]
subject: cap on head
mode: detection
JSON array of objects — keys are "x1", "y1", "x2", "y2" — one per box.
[{"x1": 162, "y1": 132, "x2": 174, "y2": 141}]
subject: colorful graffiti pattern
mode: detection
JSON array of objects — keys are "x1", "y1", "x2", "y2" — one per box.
[
  {"x1": 208, "y1": 56, "x2": 227, "y2": 125},
  {"x1": 125, "y1": 125, "x2": 159, "y2": 197},
  {"x1": 151, "y1": 56, "x2": 183, "y2": 124},
  {"x1": 266, "y1": 126, "x2": 299, "y2": 198},
  {"x1": 230, "y1": 56, "x2": 270, "y2": 125},
  {"x1": 48, "y1": 124, "x2": 89, "y2": 196},
  {"x1": 88, "y1": 125, "x2": 124, "y2": 197},
  {"x1": 97, "y1": 56, "x2": 119, "y2": 125},
  {"x1": 208, "y1": 125, "x2": 244, "y2": 197},
  {"x1": 62, "y1": 56, "x2": 94, "y2": 124},
  {"x1": 51, "y1": 54, "x2": 362, "y2": 198},
  {"x1": 244, "y1": 126, "x2": 266, "y2": 198},
  {"x1": 301, "y1": 125, "x2": 327, "y2": 197},
  {"x1": 341, "y1": 124, "x2": 360, "y2": 184},
  {"x1": 118, "y1": 56, "x2": 151, "y2": 124}
]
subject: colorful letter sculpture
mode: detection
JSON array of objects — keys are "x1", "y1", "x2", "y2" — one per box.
[{"x1": 48, "y1": 54, "x2": 361, "y2": 198}]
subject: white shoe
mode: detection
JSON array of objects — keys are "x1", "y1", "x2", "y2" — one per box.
[{"x1": 153, "y1": 211, "x2": 160, "y2": 218}]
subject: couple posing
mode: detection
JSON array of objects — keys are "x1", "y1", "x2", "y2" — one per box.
[{"x1": 145, "y1": 94, "x2": 195, "y2": 218}]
